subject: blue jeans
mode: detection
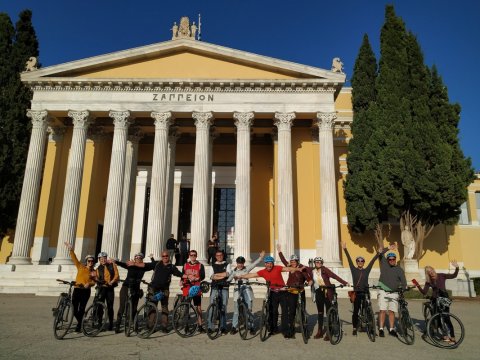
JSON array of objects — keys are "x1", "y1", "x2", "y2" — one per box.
[
  {"x1": 208, "y1": 287, "x2": 229, "y2": 329},
  {"x1": 232, "y1": 285, "x2": 254, "y2": 329}
]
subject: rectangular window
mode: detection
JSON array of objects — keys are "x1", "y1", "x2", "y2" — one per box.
[
  {"x1": 476, "y1": 192, "x2": 480, "y2": 223},
  {"x1": 459, "y1": 201, "x2": 469, "y2": 225}
]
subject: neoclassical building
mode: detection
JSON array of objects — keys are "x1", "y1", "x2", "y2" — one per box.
[{"x1": 1, "y1": 19, "x2": 480, "y2": 294}]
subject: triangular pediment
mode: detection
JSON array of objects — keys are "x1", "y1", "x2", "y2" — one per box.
[{"x1": 22, "y1": 39, "x2": 345, "y2": 83}]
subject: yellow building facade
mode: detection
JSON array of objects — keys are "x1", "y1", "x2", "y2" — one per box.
[{"x1": 1, "y1": 22, "x2": 479, "y2": 295}]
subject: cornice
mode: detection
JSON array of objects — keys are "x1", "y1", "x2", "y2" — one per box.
[{"x1": 24, "y1": 78, "x2": 339, "y2": 93}]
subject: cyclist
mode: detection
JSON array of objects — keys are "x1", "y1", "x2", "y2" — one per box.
[
  {"x1": 208, "y1": 250, "x2": 232, "y2": 335},
  {"x1": 377, "y1": 244, "x2": 407, "y2": 338},
  {"x1": 227, "y1": 250, "x2": 265, "y2": 335},
  {"x1": 277, "y1": 244, "x2": 312, "y2": 339},
  {"x1": 237, "y1": 255, "x2": 304, "y2": 338},
  {"x1": 412, "y1": 260, "x2": 459, "y2": 344},
  {"x1": 64, "y1": 241, "x2": 96, "y2": 333},
  {"x1": 181, "y1": 249, "x2": 206, "y2": 333},
  {"x1": 341, "y1": 241, "x2": 379, "y2": 335},
  {"x1": 165, "y1": 234, "x2": 178, "y2": 263},
  {"x1": 113, "y1": 253, "x2": 153, "y2": 333},
  {"x1": 96, "y1": 252, "x2": 119, "y2": 331},
  {"x1": 310, "y1": 255, "x2": 348, "y2": 340}
]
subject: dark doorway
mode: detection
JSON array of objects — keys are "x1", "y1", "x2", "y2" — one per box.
[
  {"x1": 177, "y1": 187, "x2": 193, "y2": 240},
  {"x1": 140, "y1": 187, "x2": 151, "y2": 255},
  {"x1": 95, "y1": 224, "x2": 103, "y2": 258},
  {"x1": 213, "y1": 188, "x2": 235, "y2": 258}
]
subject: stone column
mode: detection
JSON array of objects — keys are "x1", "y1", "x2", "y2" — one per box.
[
  {"x1": 102, "y1": 111, "x2": 132, "y2": 257},
  {"x1": 9, "y1": 110, "x2": 50, "y2": 265},
  {"x1": 316, "y1": 112, "x2": 341, "y2": 266},
  {"x1": 146, "y1": 112, "x2": 173, "y2": 258},
  {"x1": 274, "y1": 112, "x2": 295, "y2": 258},
  {"x1": 118, "y1": 129, "x2": 142, "y2": 260},
  {"x1": 234, "y1": 112, "x2": 254, "y2": 262},
  {"x1": 164, "y1": 127, "x2": 179, "y2": 242},
  {"x1": 53, "y1": 110, "x2": 91, "y2": 264},
  {"x1": 130, "y1": 169, "x2": 149, "y2": 258},
  {"x1": 171, "y1": 173, "x2": 181, "y2": 238},
  {"x1": 190, "y1": 111, "x2": 214, "y2": 262}
]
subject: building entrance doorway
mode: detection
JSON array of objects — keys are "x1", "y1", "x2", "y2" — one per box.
[
  {"x1": 213, "y1": 188, "x2": 235, "y2": 259},
  {"x1": 177, "y1": 187, "x2": 193, "y2": 241}
]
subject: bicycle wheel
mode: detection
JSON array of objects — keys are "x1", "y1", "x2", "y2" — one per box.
[
  {"x1": 365, "y1": 304, "x2": 376, "y2": 342},
  {"x1": 398, "y1": 308, "x2": 415, "y2": 345},
  {"x1": 238, "y1": 302, "x2": 248, "y2": 340},
  {"x1": 299, "y1": 306, "x2": 309, "y2": 344},
  {"x1": 427, "y1": 312, "x2": 465, "y2": 349},
  {"x1": 259, "y1": 301, "x2": 270, "y2": 342},
  {"x1": 124, "y1": 300, "x2": 133, "y2": 337},
  {"x1": 172, "y1": 303, "x2": 198, "y2": 338},
  {"x1": 327, "y1": 307, "x2": 342, "y2": 345},
  {"x1": 82, "y1": 302, "x2": 107, "y2": 337},
  {"x1": 423, "y1": 302, "x2": 434, "y2": 324},
  {"x1": 206, "y1": 302, "x2": 220, "y2": 340},
  {"x1": 135, "y1": 302, "x2": 158, "y2": 339},
  {"x1": 53, "y1": 300, "x2": 74, "y2": 340}
]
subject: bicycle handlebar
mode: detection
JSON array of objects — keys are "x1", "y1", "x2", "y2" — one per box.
[{"x1": 56, "y1": 279, "x2": 76, "y2": 286}]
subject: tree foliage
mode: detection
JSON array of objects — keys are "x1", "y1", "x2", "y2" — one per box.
[
  {"x1": 0, "y1": 10, "x2": 39, "y2": 236},
  {"x1": 345, "y1": 5, "x2": 474, "y2": 257}
]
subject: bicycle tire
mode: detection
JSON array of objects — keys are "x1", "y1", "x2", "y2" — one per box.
[
  {"x1": 259, "y1": 300, "x2": 269, "y2": 342},
  {"x1": 399, "y1": 307, "x2": 415, "y2": 345},
  {"x1": 238, "y1": 302, "x2": 248, "y2": 340},
  {"x1": 299, "y1": 306, "x2": 309, "y2": 344},
  {"x1": 172, "y1": 303, "x2": 198, "y2": 338},
  {"x1": 327, "y1": 307, "x2": 342, "y2": 345},
  {"x1": 124, "y1": 300, "x2": 133, "y2": 337},
  {"x1": 365, "y1": 304, "x2": 376, "y2": 342},
  {"x1": 206, "y1": 302, "x2": 220, "y2": 340},
  {"x1": 135, "y1": 302, "x2": 158, "y2": 339},
  {"x1": 82, "y1": 302, "x2": 107, "y2": 337},
  {"x1": 53, "y1": 300, "x2": 74, "y2": 340},
  {"x1": 426, "y1": 312, "x2": 464, "y2": 349},
  {"x1": 423, "y1": 302, "x2": 434, "y2": 324}
]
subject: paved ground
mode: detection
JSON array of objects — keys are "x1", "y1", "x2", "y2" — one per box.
[{"x1": 0, "y1": 293, "x2": 478, "y2": 360}]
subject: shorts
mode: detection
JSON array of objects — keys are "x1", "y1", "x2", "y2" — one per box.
[
  {"x1": 377, "y1": 289, "x2": 398, "y2": 312},
  {"x1": 182, "y1": 286, "x2": 202, "y2": 306}
]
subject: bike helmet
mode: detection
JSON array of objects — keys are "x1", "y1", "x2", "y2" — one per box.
[
  {"x1": 386, "y1": 252, "x2": 397, "y2": 259},
  {"x1": 97, "y1": 252, "x2": 108, "y2": 258},
  {"x1": 188, "y1": 285, "x2": 201, "y2": 298},
  {"x1": 355, "y1": 256, "x2": 365, "y2": 262},
  {"x1": 236, "y1": 256, "x2": 246, "y2": 264},
  {"x1": 84, "y1": 254, "x2": 95, "y2": 262},
  {"x1": 152, "y1": 291, "x2": 164, "y2": 302},
  {"x1": 313, "y1": 256, "x2": 323, "y2": 263},
  {"x1": 134, "y1": 252, "x2": 144, "y2": 259},
  {"x1": 290, "y1": 254, "x2": 299, "y2": 261},
  {"x1": 200, "y1": 281, "x2": 210, "y2": 293},
  {"x1": 264, "y1": 256, "x2": 275, "y2": 264}
]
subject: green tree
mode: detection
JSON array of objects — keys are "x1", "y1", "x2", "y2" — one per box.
[{"x1": 0, "y1": 10, "x2": 39, "y2": 236}]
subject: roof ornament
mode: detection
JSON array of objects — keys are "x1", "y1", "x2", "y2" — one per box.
[
  {"x1": 25, "y1": 56, "x2": 38, "y2": 72},
  {"x1": 171, "y1": 16, "x2": 197, "y2": 41},
  {"x1": 331, "y1": 57, "x2": 344, "y2": 73}
]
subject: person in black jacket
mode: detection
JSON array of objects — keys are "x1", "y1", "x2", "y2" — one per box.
[{"x1": 341, "y1": 241, "x2": 380, "y2": 336}]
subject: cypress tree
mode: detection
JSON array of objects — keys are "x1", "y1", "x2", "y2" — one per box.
[{"x1": 0, "y1": 10, "x2": 39, "y2": 236}]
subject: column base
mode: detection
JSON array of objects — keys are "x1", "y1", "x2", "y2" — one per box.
[
  {"x1": 401, "y1": 259, "x2": 419, "y2": 281},
  {"x1": 7, "y1": 257, "x2": 32, "y2": 265}
]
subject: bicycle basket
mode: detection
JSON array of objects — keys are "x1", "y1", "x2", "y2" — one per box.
[
  {"x1": 200, "y1": 281, "x2": 210, "y2": 293},
  {"x1": 437, "y1": 296, "x2": 452, "y2": 310},
  {"x1": 152, "y1": 291, "x2": 164, "y2": 302}
]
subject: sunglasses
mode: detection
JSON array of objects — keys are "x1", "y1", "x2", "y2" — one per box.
[
  {"x1": 189, "y1": 254, "x2": 197, "y2": 257},
  {"x1": 87, "y1": 260, "x2": 94, "y2": 263},
  {"x1": 356, "y1": 260, "x2": 365, "y2": 263},
  {"x1": 388, "y1": 258, "x2": 396, "y2": 261},
  {"x1": 161, "y1": 255, "x2": 169, "y2": 258}
]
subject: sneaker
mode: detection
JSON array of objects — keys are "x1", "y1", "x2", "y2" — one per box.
[
  {"x1": 207, "y1": 328, "x2": 213, "y2": 335},
  {"x1": 198, "y1": 326, "x2": 206, "y2": 333},
  {"x1": 249, "y1": 327, "x2": 256, "y2": 335},
  {"x1": 352, "y1": 329, "x2": 357, "y2": 336},
  {"x1": 379, "y1": 328, "x2": 385, "y2": 337},
  {"x1": 221, "y1": 328, "x2": 228, "y2": 335},
  {"x1": 389, "y1": 329, "x2": 398, "y2": 337},
  {"x1": 230, "y1": 327, "x2": 238, "y2": 335},
  {"x1": 323, "y1": 335, "x2": 330, "y2": 341},
  {"x1": 75, "y1": 325, "x2": 82, "y2": 333}
]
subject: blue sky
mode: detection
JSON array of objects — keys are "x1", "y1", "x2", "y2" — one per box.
[{"x1": 2, "y1": 0, "x2": 479, "y2": 170}]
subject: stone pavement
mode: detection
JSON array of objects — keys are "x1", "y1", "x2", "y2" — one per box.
[{"x1": 0, "y1": 293, "x2": 478, "y2": 360}]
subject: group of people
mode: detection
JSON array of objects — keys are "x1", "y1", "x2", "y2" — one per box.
[{"x1": 64, "y1": 238, "x2": 459, "y2": 342}]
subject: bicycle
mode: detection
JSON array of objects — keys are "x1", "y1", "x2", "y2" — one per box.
[
  {"x1": 134, "y1": 280, "x2": 160, "y2": 339},
  {"x1": 82, "y1": 280, "x2": 108, "y2": 337},
  {"x1": 355, "y1": 286, "x2": 376, "y2": 342},
  {"x1": 118, "y1": 279, "x2": 143, "y2": 337},
  {"x1": 206, "y1": 282, "x2": 229, "y2": 339},
  {"x1": 321, "y1": 284, "x2": 344, "y2": 345},
  {"x1": 393, "y1": 286, "x2": 415, "y2": 345},
  {"x1": 172, "y1": 281, "x2": 208, "y2": 338},
  {"x1": 235, "y1": 280, "x2": 263, "y2": 340},
  {"x1": 285, "y1": 284, "x2": 309, "y2": 344},
  {"x1": 258, "y1": 282, "x2": 272, "y2": 342},
  {"x1": 425, "y1": 296, "x2": 465, "y2": 349},
  {"x1": 52, "y1": 279, "x2": 76, "y2": 340}
]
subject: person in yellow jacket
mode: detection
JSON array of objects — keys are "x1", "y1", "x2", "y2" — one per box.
[
  {"x1": 64, "y1": 241, "x2": 96, "y2": 332},
  {"x1": 96, "y1": 252, "x2": 119, "y2": 331}
]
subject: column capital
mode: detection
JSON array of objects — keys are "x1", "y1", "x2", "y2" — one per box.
[
  {"x1": 233, "y1": 112, "x2": 254, "y2": 130},
  {"x1": 109, "y1": 110, "x2": 133, "y2": 129},
  {"x1": 192, "y1": 111, "x2": 214, "y2": 129},
  {"x1": 47, "y1": 126, "x2": 66, "y2": 142},
  {"x1": 274, "y1": 112, "x2": 295, "y2": 131},
  {"x1": 27, "y1": 110, "x2": 50, "y2": 130},
  {"x1": 151, "y1": 111, "x2": 174, "y2": 129},
  {"x1": 68, "y1": 110, "x2": 91, "y2": 128},
  {"x1": 316, "y1": 112, "x2": 337, "y2": 131}
]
